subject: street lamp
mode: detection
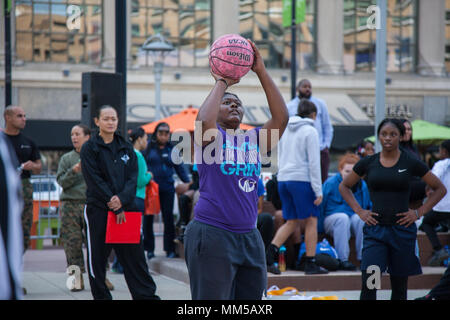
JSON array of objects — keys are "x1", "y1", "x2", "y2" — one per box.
[{"x1": 141, "y1": 34, "x2": 174, "y2": 121}]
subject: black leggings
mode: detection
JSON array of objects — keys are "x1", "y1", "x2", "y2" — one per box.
[
  {"x1": 421, "y1": 210, "x2": 450, "y2": 251},
  {"x1": 361, "y1": 272, "x2": 408, "y2": 300}
]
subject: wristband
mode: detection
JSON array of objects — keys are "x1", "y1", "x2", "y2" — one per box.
[
  {"x1": 216, "y1": 78, "x2": 228, "y2": 90},
  {"x1": 414, "y1": 209, "x2": 420, "y2": 219}
]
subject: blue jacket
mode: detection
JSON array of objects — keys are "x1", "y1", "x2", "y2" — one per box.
[
  {"x1": 143, "y1": 142, "x2": 190, "y2": 192},
  {"x1": 320, "y1": 173, "x2": 372, "y2": 218}
]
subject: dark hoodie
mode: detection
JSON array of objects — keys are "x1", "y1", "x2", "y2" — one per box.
[{"x1": 80, "y1": 131, "x2": 137, "y2": 214}]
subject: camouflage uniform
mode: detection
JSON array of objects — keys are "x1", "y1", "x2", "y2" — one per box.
[
  {"x1": 60, "y1": 200, "x2": 86, "y2": 273},
  {"x1": 21, "y1": 179, "x2": 33, "y2": 252},
  {"x1": 56, "y1": 150, "x2": 88, "y2": 273}
]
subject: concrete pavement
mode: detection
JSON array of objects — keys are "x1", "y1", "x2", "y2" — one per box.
[{"x1": 22, "y1": 240, "x2": 433, "y2": 300}]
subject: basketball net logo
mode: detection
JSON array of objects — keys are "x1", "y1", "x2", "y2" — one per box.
[{"x1": 238, "y1": 178, "x2": 257, "y2": 193}]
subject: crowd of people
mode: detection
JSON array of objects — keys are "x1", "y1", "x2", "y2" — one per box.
[{"x1": 0, "y1": 42, "x2": 449, "y2": 301}]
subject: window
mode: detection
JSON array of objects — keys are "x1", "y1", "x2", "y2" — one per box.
[
  {"x1": 239, "y1": 0, "x2": 316, "y2": 70},
  {"x1": 15, "y1": 0, "x2": 103, "y2": 64},
  {"x1": 131, "y1": 0, "x2": 212, "y2": 67},
  {"x1": 446, "y1": 0, "x2": 450, "y2": 74},
  {"x1": 343, "y1": 0, "x2": 417, "y2": 73}
]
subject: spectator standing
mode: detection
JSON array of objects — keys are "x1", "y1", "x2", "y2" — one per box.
[
  {"x1": 3, "y1": 106, "x2": 41, "y2": 253},
  {"x1": 56, "y1": 124, "x2": 91, "y2": 291},
  {"x1": 127, "y1": 127, "x2": 153, "y2": 262},
  {"x1": 80, "y1": 105, "x2": 159, "y2": 300},
  {"x1": 400, "y1": 119, "x2": 427, "y2": 209},
  {"x1": 339, "y1": 118, "x2": 446, "y2": 300},
  {"x1": 266, "y1": 99, "x2": 327, "y2": 275},
  {"x1": 143, "y1": 122, "x2": 191, "y2": 258},
  {"x1": 286, "y1": 79, "x2": 333, "y2": 182}
]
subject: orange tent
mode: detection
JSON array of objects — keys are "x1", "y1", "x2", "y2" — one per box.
[{"x1": 141, "y1": 108, "x2": 255, "y2": 133}]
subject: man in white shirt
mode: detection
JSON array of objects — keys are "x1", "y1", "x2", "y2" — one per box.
[{"x1": 286, "y1": 79, "x2": 334, "y2": 183}]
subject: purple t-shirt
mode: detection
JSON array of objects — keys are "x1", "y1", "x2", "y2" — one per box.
[{"x1": 193, "y1": 126, "x2": 261, "y2": 233}]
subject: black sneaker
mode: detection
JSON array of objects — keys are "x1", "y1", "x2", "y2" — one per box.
[
  {"x1": 267, "y1": 264, "x2": 281, "y2": 275},
  {"x1": 339, "y1": 260, "x2": 357, "y2": 271},
  {"x1": 304, "y1": 260, "x2": 329, "y2": 275}
]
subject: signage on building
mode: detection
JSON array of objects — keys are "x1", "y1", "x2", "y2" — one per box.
[{"x1": 361, "y1": 104, "x2": 413, "y2": 119}]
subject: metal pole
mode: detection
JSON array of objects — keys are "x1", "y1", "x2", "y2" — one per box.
[
  {"x1": 154, "y1": 62, "x2": 163, "y2": 121},
  {"x1": 374, "y1": 0, "x2": 387, "y2": 152},
  {"x1": 290, "y1": 0, "x2": 297, "y2": 99},
  {"x1": 4, "y1": 0, "x2": 12, "y2": 107},
  {"x1": 115, "y1": 0, "x2": 127, "y2": 137}
]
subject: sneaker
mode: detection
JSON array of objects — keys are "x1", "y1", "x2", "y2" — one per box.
[
  {"x1": 69, "y1": 273, "x2": 85, "y2": 292},
  {"x1": 339, "y1": 260, "x2": 357, "y2": 271},
  {"x1": 304, "y1": 260, "x2": 329, "y2": 275},
  {"x1": 105, "y1": 278, "x2": 114, "y2": 291},
  {"x1": 428, "y1": 248, "x2": 450, "y2": 267},
  {"x1": 267, "y1": 264, "x2": 281, "y2": 275}
]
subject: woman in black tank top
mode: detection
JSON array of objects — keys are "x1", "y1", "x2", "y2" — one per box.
[{"x1": 339, "y1": 118, "x2": 446, "y2": 300}]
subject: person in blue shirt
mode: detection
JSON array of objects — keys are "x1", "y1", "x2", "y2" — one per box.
[
  {"x1": 143, "y1": 122, "x2": 191, "y2": 258},
  {"x1": 321, "y1": 153, "x2": 371, "y2": 271},
  {"x1": 286, "y1": 79, "x2": 334, "y2": 183}
]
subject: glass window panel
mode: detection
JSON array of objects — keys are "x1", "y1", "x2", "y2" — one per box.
[
  {"x1": 33, "y1": 32, "x2": 50, "y2": 62},
  {"x1": 179, "y1": 10, "x2": 195, "y2": 38},
  {"x1": 85, "y1": 5, "x2": 102, "y2": 34},
  {"x1": 343, "y1": 43, "x2": 356, "y2": 73},
  {"x1": 194, "y1": 11, "x2": 211, "y2": 40},
  {"x1": 33, "y1": 3, "x2": 50, "y2": 31},
  {"x1": 147, "y1": 7, "x2": 164, "y2": 34},
  {"x1": 85, "y1": 34, "x2": 102, "y2": 64},
  {"x1": 163, "y1": 10, "x2": 181, "y2": 37},
  {"x1": 68, "y1": 34, "x2": 84, "y2": 63},
  {"x1": 179, "y1": 38, "x2": 195, "y2": 67},
  {"x1": 254, "y1": 13, "x2": 269, "y2": 41},
  {"x1": 387, "y1": 16, "x2": 401, "y2": 44},
  {"x1": 16, "y1": 3, "x2": 33, "y2": 31},
  {"x1": 195, "y1": 39, "x2": 209, "y2": 67},
  {"x1": 355, "y1": 43, "x2": 375, "y2": 71},
  {"x1": 387, "y1": 44, "x2": 401, "y2": 72},
  {"x1": 16, "y1": 32, "x2": 33, "y2": 61},
  {"x1": 179, "y1": 0, "x2": 195, "y2": 11}
]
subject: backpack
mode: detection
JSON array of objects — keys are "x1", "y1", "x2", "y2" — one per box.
[{"x1": 297, "y1": 239, "x2": 340, "y2": 271}]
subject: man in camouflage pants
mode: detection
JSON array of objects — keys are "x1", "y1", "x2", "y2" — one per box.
[
  {"x1": 60, "y1": 201, "x2": 86, "y2": 273},
  {"x1": 3, "y1": 106, "x2": 42, "y2": 252}
]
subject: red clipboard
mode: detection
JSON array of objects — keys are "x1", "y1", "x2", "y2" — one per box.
[{"x1": 105, "y1": 211, "x2": 142, "y2": 244}]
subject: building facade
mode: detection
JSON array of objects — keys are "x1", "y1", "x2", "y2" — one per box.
[{"x1": 1, "y1": 0, "x2": 450, "y2": 151}]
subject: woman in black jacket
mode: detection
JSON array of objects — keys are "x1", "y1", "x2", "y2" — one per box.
[
  {"x1": 80, "y1": 105, "x2": 159, "y2": 300},
  {"x1": 143, "y1": 122, "x2": 190, "y2": 258}
]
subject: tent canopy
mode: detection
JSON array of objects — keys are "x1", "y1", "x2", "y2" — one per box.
[
  {"x1": 141, "y1": 107, "x2": 255, "y2": 133},
  {"x1": 367, "y1": 119, "x2": 450, "y2": 144}
]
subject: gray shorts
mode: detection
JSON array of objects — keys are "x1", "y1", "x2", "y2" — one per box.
[{"x1": 184, "y1": 220, "x2": 267, "y2": 300}]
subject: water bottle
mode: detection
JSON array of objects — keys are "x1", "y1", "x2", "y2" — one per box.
[{"x1": 278, "y1": 245, "x2": 286, "y2": 272}]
